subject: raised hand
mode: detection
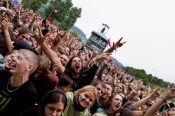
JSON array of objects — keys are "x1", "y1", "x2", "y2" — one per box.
[
  {"x1": 111, "y1": 37, "x2": 126, "y2": 50},
  {"x1": 128, "y1": 90, "x2": 139, "y2": 100},
  {"x1": 91, "y1": 50, "x2": 98, "y2": 58},
  {"x1": 52, "y1": 59, "x2": 62, "y2": 74},
  {"x1": 32, "y1": 26, "x2": 50, "y2": 45},
  {"x1": 149, "y1": 88, "x2": 161, "y2": 99},
  {"x1": 164, "y1": 83, "x2": 175, "y2": 100},
  {"x1": 55, "y1": 30, "x2": 66, "y2": 43},
  {"x1": 96, "y1": 52, "x2": 111, "y2": 62},
  {"x1": 1, "y1": 18, "x2": 9, "y2": 32}
]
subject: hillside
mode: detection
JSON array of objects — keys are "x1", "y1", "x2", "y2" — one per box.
[{"x1": 71, "y1": 26, "x2": 87, "y2": 41}]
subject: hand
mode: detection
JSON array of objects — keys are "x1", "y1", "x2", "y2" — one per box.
[
  {"x1": 55, "y1": 30, "x2": 66, "y2": 42},
  {"x1": 52, "y1": 60, "x2": 62, "y2": 74},
  {"x1": 55, "y1": 29, "x2": 62, "y2": 43},
  {"x1": 1, "y1": 18, "x2": 9, "y2": 32},
  {"x1": 164, "y1": 83, "x2": 175, "y2": 100},
  {"x1": 128, "y1": 90, "x2": 139, "y2": 99},
  {"x1": 32, "y1": 26, "x2": 50, "y2": 45},
  {"x1": 149, "y1": 88, "x2": 160, "y2": 99},
  {"x1": 58, "y1": 31, "x2": 66, "y2": 38},
  {"x1": 96, "y1": 52, "x2": 111, "y2": 62},
  {"x1": 111, "y1": 37, "x2": 126, "y2": 50},
  {"x1": 91, "y1": 51, "x2": 98, "y2": 58},
  {"x1": 107, "y1": 58, "x2": 113, "y2": 63}
]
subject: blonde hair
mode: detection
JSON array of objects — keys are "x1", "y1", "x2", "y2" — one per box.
[
  {"x1": 19, "y1": 49, "x2": 38, "y2": 74},
  {"x1": 76, "y1": 85, "x2": 98, "y2": 107},
  {"x1": 37, "y1": 54, "x2": 51, "y2": 71}
]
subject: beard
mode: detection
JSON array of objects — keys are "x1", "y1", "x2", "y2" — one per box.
[{"x1": 71, "y1": 68, "x2": 79, "y2": 75}]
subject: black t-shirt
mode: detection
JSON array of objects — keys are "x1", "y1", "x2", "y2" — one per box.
[
  {"x1": 0, "y1": 69, "x2": 37, "y2": 116},
  {"x1": 19, "y1": 105, "x2": 39, "y2": 116}
]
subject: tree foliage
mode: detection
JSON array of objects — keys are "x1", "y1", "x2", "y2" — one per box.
[
  {"x1": 125, "y1": 66, "x2": 169, "y2": 88},
  {"x1": 22, "y1": 0, "x2": 81, "y2": 31},
  {"x1": 22, "y1": 0, "x2": 49, "y2": 12},
  {"x1": 69, "y1": 30, "x2": 82, "y2": 42},
  {"x1": 45, "y1": 0, "x2": 82, "y2": 31}
]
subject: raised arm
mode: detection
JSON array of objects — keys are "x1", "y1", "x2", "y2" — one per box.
[
  {"x1": 32, "y1": 26, "x2": 65, "y2": 74},
  {"x1": 133, "y1": 88, "x2": 160, "y2": 110},
  {"x1": 104, "y1": 37, "x2": 126, "y2": 53},
  {"x1": 144, "y1": 84, "x2": 175, "y2": 116},
  {"x1": 1, "y1": 18, "x2": 14, "y2": 52}
]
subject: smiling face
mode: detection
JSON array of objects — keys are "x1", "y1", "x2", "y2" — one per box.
[
  {"x1": 70, "y1": 57, "x2": 82, "y2": 75},
  {"x1": 101, "y1": 84, "x2": 113, "y2": 99},
  {"x1": 95, "y1": 84, "x2": 106, "y2": 97},
  {"x1": 78, "y1": 91, "x2": 96, "y2": 108},
  {"x1": 9, "y1": 52, "x2": 31, "y2": 74},
  {"x1": 110, "y1": 94, "x2": 123, "y2": 112},
  {"x1": 4, "y1": 52, "x2": 18, "y2": 69},
  {"x1": 59, "y1": 55, "x2": 68, "y2": 67}
]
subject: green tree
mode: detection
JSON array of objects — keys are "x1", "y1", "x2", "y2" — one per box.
[
  {"x1": 125, "y1": 66, "x2": 168, "y2": 89},
  {"x1": 45, "y1": 0, "x2": 81, "y2": 31},
  {"x1": 69, "y1": 30, "x2": 82, "y2": 42},
  {"x1": 22, "y1": 0, "x2": 49, "y2": 11}
]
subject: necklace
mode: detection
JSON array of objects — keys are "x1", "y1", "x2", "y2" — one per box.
[{"x1": 7, "y1": 78, "x2": 24, "y2": 92}]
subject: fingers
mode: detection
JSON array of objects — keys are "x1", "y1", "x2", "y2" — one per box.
[
  {"x1": 170, "y1": 83, "x2": 174, "y2": 89},
  {"x1": 38, "y1": 26, "x2": 43, "y2": 37},
  {"x1": 122, "y1": 41, "x2": 127, "y2": 44},
  {"x1": 118, "y1": 37, "x2": 123, "y2": 42},
  {"x1": 32, "y1": 34, "x2": 39, "y2": 42}
]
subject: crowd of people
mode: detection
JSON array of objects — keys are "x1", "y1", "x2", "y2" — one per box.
[{"x1": 0, "y1": 0, "x2": 175, "y2": 116}]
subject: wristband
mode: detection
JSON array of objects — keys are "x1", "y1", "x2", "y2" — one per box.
[
  {"x1": 5, "y1": 34, "x2": 10, "y2": 38},
  {"x1": 162, "y1": 96, "x2": 167, "y2": 103}
]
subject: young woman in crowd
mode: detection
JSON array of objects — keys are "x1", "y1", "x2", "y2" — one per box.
[
  {"x1": 62, "y1": 85, "x2": 98, "y2": 116},
  {"x1": 19, "y1": 88, "x2": 67, "y2": 116},
  {"x1": 90, "y1": 82, "x2": 113, "y2": 115},
  {"x1": 92, "y1": 92, "x2": 123, "y2": 116}
]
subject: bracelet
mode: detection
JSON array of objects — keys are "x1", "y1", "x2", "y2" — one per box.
[
  {"x1": 162, "y1": 96, "x2": 167, "y2": 103},
  {"x1": 5, "y1": 34, "x2": 10, "y2": 38}
]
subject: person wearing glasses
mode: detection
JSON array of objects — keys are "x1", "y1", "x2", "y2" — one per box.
[{"x1": 19, "y1": 88, "x2": 67, "y2": 116}]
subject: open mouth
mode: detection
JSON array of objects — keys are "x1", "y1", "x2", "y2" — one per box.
[
  {"x1": 11, "y1": 62, "x2": 16, "y2": 68},
  {"x1": 116, "y1": 104, "x2": 121, "y2": 109},
  {"x1": 75, "y1": 65, "x2": 80, "y2": 69}
]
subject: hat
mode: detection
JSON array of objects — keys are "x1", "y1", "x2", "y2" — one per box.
[{"x1": 14, "y1": 40, "x2": 32, "y2": 50}]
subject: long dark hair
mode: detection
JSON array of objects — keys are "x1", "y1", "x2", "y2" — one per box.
[
  {"x1": 39, "y1": 89, "x2": 67, "y2": 116},
  {"x1": 66, "y1": 56, "x2": 83, "y2": 77},
  {"x1": 104, "y1": 92, "x2": 124, "y2": 115}
]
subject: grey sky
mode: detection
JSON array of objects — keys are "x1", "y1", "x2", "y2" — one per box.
[{"x1": 72, "y1": 0, "x2": 175, "y2": 83}]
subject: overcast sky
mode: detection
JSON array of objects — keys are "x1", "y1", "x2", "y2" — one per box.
[{"x1": 72, "y1": 0, "x2": 175, "y2": 83}]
